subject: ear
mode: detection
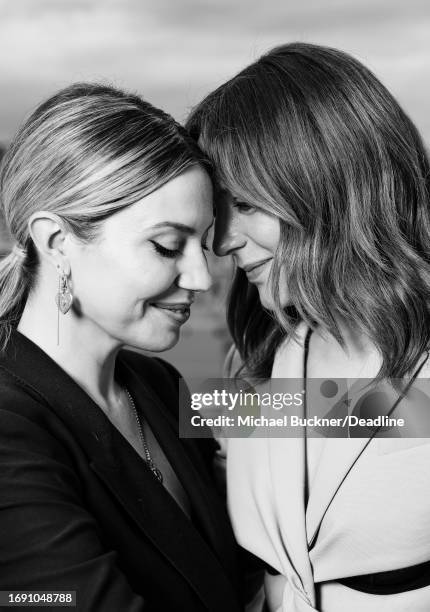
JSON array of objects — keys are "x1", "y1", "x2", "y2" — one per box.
[{"x1": 28, "y1": 212, "x2": 71, "y2": 274}]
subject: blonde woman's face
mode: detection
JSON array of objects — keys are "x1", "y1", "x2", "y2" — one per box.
[
  {"x1": 66, "y1": 166, "x2": 213, "y2": 352},
  {"x1": 213, "y1": 191, "x2": 288, "y2": 309}
]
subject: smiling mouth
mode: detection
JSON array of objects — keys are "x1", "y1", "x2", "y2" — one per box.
[
  {"x1": 150, "y1": 302, "x2": 191, "y2": 323},
  {"x1": 242, "y1": 258, "x2": 273, "y2": 274},
  {"x1": 151, "y1": 303, "x2": 191, "y2": 313}
]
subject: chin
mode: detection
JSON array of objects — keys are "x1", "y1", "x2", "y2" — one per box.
[
  {"x1": 131, "y1": 329, "x2": 181, "y2": 353},
  {"x1": 257, "y1": 287, "x2": 275, "y2": 310},
  {"x1": 258, "y1": 287, "x2": 290, "y2": 311}
]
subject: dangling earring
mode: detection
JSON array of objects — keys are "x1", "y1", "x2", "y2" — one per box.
[{"x1": 55, "y1": 269, "x2": 73, "y2": 345}]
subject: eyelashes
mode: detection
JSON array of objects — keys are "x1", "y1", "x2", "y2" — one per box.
[
  {"x1": 233, "y1": 201, "x2": 256, "y2": 214},
  {"x1": 150, "y1": 241, "x2": 181, "y2": 259},
  {"x1": 150, "y1": 240, "x2": 209, "y2": 259}
]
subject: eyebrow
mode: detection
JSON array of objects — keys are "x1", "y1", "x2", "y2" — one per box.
[
  {"x1": 150, "y1": 221, "x2": 213, "y2": 236},
  {"x1": 150, "y1": 222, "x2": 196, "y2": 235}
]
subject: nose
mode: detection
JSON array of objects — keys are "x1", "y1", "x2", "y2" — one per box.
[
  {"x1": 176, "y1": 248, "x2": 212, "y2": 292},
  {"x1": 213, "y1": 205, "x2": 246, "y2": 257}
]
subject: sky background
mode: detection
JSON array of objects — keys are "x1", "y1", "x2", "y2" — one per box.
[{"x1": 1, "y1": 0, "x2": 430, "y2": 143}]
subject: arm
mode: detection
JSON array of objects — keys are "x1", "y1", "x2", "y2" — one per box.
[{"x1": 0, "y1": 406, "x2": 147, "y2": 612}]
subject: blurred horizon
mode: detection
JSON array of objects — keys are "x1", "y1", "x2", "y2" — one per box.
[
  {"x1": 1, "y1": 0, "x2": 429, "y2": 377},
  {"x1": 1, "y1": 0, "x2": 430, "y2": 142}
]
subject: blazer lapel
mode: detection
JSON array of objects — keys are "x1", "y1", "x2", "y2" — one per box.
[
  {"x1": 90, "y1": 430, "x2": 239, "y2": 612},
  {"x1": 305, "y1": 372, "x2": 426, "y2": 546},
  {"x1": 117, "y1": 354, "x2": 240, "y2": 583},
  {"x1": 305, "y1": 437, "x2": 372, "y2": 546},
  {"x1": 1, "y1": 332, "x2": 240, "y2": 612}
]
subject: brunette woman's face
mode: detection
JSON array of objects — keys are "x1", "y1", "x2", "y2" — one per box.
[
  {"x1": 213, "y1": 191, "x2": 288, "y2": 309},
  {"x1": 66, "y1": 166, "x2": 213, "y2": 352}
]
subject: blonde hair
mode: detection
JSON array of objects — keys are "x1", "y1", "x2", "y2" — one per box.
[{"x1": 0, "y1": 82, "x2": 209, "y2": 348}]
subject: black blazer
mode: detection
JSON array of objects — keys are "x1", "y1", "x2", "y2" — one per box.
[{"x1": 0, "y1": 330, "x2": 244, "y2": 611}]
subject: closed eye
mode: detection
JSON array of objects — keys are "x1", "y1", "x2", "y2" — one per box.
[
  {"x1": 233, "y1": 201, "x2": 255, "y2": 214},
  {"x1": 150, "y1": 240, "x2": 182, "y2": 258}
]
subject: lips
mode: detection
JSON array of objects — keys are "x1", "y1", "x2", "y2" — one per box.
[
  {"x1": 150, "y1": 301, "x2": 192, "y2": 324},
  {"x1": 242, "y1": 258, "x2": 273, "y2": 274},
  {"x1": 151, "y1": 302, "x2": 191, "y2": 314}
]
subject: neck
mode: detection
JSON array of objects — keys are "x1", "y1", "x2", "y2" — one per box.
[
  {"x1": 18, "y1": 287, "x2": 123, "y2": 413},
  {"x1": 333, "y1": 318, "x2": 375, "y2": 358},
  {"x1": 309, "y1": 317, "x2": 381, "y2": 379}
]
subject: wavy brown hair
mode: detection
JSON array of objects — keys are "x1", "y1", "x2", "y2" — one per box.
[{"x1": 187, "y1": 42, "x2": 430, "y2": 380}]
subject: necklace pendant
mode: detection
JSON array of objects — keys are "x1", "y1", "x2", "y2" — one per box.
[
  {"x1": 125, "y1": 387, "x2": 164, "y2": 485},
  {"x1": 151, "y1": 465, "x2": 163, "y2": 483}
]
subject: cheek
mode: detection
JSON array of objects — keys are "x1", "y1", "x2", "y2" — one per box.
[
  {"x1": 138, "y1": 262, "x2": 178, "y2": 300},
  {"x1": 71, "y1": 251, "x2": 177, "y2": 311},
  {"x1": 245, "y1": 215, "x2": 280, "y2": 254}
]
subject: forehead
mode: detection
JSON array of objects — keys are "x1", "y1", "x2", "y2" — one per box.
[{"x1": 114, "y1": 166, "x2": 213, "y2": 233}]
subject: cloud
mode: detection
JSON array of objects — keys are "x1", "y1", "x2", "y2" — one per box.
[{"x1": 0, "y1": 0, "x2": 429, "y2": 140}]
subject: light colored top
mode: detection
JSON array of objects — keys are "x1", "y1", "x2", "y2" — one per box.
[{"x1": 227, "y1": 323, "x2": 430, "y2": 612}]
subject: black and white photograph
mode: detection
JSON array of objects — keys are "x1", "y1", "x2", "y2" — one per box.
[{"x1": 0, "y1": 1, "x2": 430, "y2": 611}]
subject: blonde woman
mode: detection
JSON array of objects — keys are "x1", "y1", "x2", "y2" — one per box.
[
  {"x1": 0, "y1": 84, "x2": 245, "y2": 611},
  {"x1": 187, "y1": 43, "x2": 430, "y2": 611}
]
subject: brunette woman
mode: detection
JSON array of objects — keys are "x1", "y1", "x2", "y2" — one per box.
[{"x1": 187, "y1": 43, "x2": 430, "y2": 611}]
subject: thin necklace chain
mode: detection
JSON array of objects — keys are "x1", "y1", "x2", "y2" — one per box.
[{"x1": 125, "y1": 388, "x2": 163, "y2": 484}]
